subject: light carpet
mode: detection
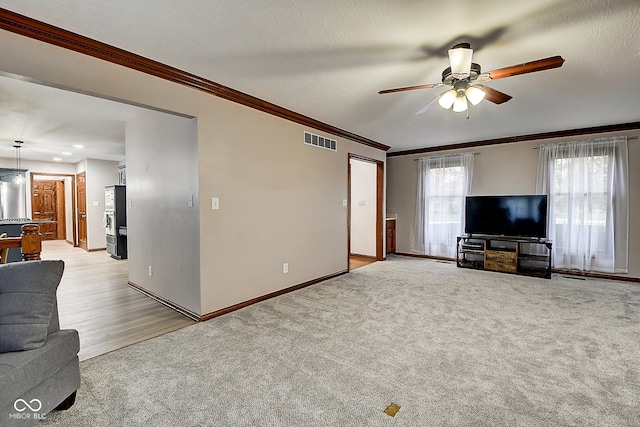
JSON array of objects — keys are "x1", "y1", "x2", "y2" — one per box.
[{"x1": 41, "y1": 256, "x2": 640, "y2": 426}]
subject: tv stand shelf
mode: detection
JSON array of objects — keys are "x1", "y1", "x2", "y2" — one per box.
[{"x1": 457, "y1": 235, "x2": 552, "y2": 279}]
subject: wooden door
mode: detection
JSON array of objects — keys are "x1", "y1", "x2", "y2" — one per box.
[
  {"x1": 56, "y1": 181, "x2": 66, "y2": 239},
  {"x1": 77, "y1": 172, "x2": 87, "y2": 250},
  {"x1": 31, "y1": 180, "x2": 58, "y2": 240}
]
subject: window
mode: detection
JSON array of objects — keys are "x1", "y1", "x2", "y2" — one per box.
[
  {"x1": 536, "y1": 137, "x2": 629, "y2": 273},
  {"x1": 413, "y1": 153, "x2": 474, "y2": 258}
]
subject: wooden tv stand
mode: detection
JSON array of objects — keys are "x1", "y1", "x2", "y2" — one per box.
[{"x1": 456, "y1": 235, "x2": 552, "y2": 279}]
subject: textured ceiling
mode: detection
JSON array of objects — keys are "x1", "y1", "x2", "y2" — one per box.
[
  {"x1": 0, "y1": 0, "x2": 639, "y2": 162},
  {"x1": 0, "y1": 74, "x2": 144, "y2": 163}
]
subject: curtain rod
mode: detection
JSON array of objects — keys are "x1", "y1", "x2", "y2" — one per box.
[
  {"x1": 414, "y1": 152, "x2": 480, "y2": 161},
  {"x1": 531, "y1": 135, "x2": 638, "y2": 149}
]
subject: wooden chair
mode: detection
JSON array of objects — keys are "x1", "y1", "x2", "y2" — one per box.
[
  {"x1": 0, "y1": 232, "x2": 8, "y2": 264},
  {"x1": 0, "y1": 224, "x2": 42, "y2": 263}
]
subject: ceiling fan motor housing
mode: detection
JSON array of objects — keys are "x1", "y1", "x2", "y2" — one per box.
[{"x1": 442, "y1": 63, "x2": 482, "y2": 85}]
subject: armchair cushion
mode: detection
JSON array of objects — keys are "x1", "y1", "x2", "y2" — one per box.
[{"x1": 0, "y1": 261, "x2": 65, "y2": 352}]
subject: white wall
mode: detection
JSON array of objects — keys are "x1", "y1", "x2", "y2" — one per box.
[
  {"x1": 0, "y1": 158, "x2": 77, "y2": 175},
  {"x1": 350, "y1": 159, "x2": 377, "y2": 257},
  {"x1": 80, "y1": 159, "x2": 119, "y2": 249},
  {"x1": 126, "y1": 110, "x2": 200, "y2": 314}
]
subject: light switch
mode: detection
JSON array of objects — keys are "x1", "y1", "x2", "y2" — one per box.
[
  {"x1": 211, "y1": 197, "x2": 219, "y2": 210},
  {"x1": 342, "y1": 199, "x2": 347, "y2": 207},
  {"x1": 188, "y1": 194, "x2": 194, "y2": 207},
  {"x1": 92, "y1": 201, "x2": 100, "y2": 207}
]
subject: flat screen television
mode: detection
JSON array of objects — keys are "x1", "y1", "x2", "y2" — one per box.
[{"x1": 464, "y1": 195, "x2": 548, "y2": 239}]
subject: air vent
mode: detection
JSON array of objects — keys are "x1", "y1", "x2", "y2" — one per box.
[{"x1": 304, "y1": 131, "x2": 337, "y2": 151}]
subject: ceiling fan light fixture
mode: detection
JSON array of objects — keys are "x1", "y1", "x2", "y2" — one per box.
[
  {"x1": 452, "y1": 94, "x2": 468, "y2": 112},
  {"x1": 438, "y1": 89, "x2": 457, "y2": 109},
  {"x1": 465, "y1": 85, "x2": 486, "y2": 105},
  {"x1": 448, "y1": 46, "x2": 473, "y2": 79}
]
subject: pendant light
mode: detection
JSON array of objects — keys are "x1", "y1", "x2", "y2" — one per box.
[{"x1": 13, "y1": 140, "x2": 25, "y2": 184}]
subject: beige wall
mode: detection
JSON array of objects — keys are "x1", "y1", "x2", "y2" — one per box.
[
  {"x1": 197, "y1": 102, "x2": 384, "y2": 314},
  {"x1": 0, "y1": 30, "x2": 386, "y2": 316},
  {"x1": 387, "y1": 130, "x2": 640, "y2": 279}
]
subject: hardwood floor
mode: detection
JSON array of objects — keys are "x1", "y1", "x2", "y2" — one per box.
[
  {"x1": 41, "y1": 240, "x2": 196, "y2": 361},
  {"x1": 349, "y1": 255, "x2": 376, "y2": 270}
]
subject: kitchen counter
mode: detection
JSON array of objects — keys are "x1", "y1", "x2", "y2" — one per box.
[{"x1": 0, "y1": 218, "x2": 32, "y2": 225}]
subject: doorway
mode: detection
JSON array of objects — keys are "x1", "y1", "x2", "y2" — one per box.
[
  {"x1": 30, "y1": 172, "x2": 77, "y2": 245},
  {"x1": 31, "y1": 179, "x2": 64, "y2": 240},
  {"x1": 348, "y1": 154, "x2": 384, "y2": 270}
]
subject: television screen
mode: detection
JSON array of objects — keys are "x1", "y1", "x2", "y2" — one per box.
[{"x1": 464, "y1": 195, "x2": 548, "y2": 239}]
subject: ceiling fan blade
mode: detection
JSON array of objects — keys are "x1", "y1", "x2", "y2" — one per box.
[
  {"x1": 414, "y1": 94, "x2": 442, "y2": 115},
  {"x1": 379, "y1": 83, "x2": 443, "y2": 94},
  {"x1": 483, "y1": 56, "x2": 565, "y2": 81},
  {"x1": 475, "y1": 85, "x2": 513, "y2": 104}
]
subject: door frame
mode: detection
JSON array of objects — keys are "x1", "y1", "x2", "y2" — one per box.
[
  {"x1": 76, "y1": 171, "x2": 87, "y2": 250},
  {"x1": 347, "y1": 154, "x2": 384, "y2": 268},
  {"x1": 30, "y1": 172, "x2": 77, "y2": 246}
]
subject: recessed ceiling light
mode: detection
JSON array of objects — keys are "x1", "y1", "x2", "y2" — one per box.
[
  {"x1": 53, "y1": 157, "x2": 62, "y2": 161},
  {"x1": 72, "y1": 144, "x2": 84, "y2": 149},
  {"x1": 62, "y1": 151, "x2": 72, "y2": 156}
]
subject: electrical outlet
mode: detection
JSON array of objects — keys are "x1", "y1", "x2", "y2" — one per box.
[
  {"x1": 283, "y1": 263, "x2": 288, "y2": 274},
  {"x1": 148, "y1": 266, "x2": 153, "y2": 277}
]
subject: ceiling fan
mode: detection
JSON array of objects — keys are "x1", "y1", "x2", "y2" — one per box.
[{"x1": 378, "y1": 43, "x2": 565, "y2": 115}]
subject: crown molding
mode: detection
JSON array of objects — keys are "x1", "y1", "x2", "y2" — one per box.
[
  {"x1": 0, "y1": 8, "x2": 390, "y2": 152},
  {"x1": 387, "y1": 121, "x2": 640, "y2": 157}
]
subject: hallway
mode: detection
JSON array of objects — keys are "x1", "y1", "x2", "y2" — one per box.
[{"x1": 41, "y1": 240, "x2": 195, "y2": 361}]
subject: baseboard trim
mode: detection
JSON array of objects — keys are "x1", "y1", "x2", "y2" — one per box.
[
  {"x1": 199, "y1": 270, "x2": 349, "y2": 322},
  {"x1": 350, "y1": 253, "x2": 377, "y2": 260},
  {"x1": 128, "y1": 269, "x2": 349, "y2": 322},
  {"x1": 87, "y1": 248, "x2": 106, "y2": 252},
  {"x1": 552, "y1": 269, "x2": 640, "y2": 283},
  {"x1": 395, "y1": 252, "x2": 455, "y2": 262},
  {"x1": 396, "y1": 252, "x2": 640, "y2": 283},
  {"x1": 127, "y1": 281, "x2": 201, "y2": 321}
]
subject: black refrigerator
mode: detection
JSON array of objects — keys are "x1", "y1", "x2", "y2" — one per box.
[{"x1": 104, "y1": 185, "x2": 127, "y2": 259}]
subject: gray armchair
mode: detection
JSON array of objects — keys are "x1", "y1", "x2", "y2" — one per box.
[{"x1": 0, "y1": 260, "x2": 80, "y2": 426}]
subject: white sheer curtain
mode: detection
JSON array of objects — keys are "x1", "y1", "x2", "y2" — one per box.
[
  {"x1": 413, "y1": 153, "x2": 474, "y2": 258},
  {"x1": 536, "y1": 136, "x2": 629, "y2": 273}
]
